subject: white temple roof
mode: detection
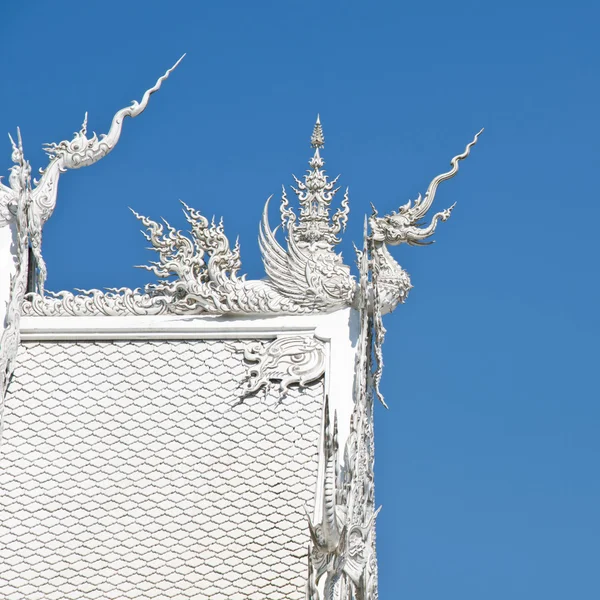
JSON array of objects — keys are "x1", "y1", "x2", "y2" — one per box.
[{"x1": 2, "y1": 339, "x2": 323, "y2": 600}]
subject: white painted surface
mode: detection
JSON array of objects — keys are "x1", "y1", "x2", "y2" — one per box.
[
  {"x1": 2, "y1": 308, "x2": 359, "y2": 599},
  {"x1": 1, "y1": 339, "x2": 323, "y2": 600}
]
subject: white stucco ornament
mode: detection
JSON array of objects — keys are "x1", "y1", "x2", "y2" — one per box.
[
  {"x1": 0, "y1": 132, "x2": 31, "y2": 401},
  {"x1": 4, "y1": 57, "x2": 481, "y2": 322},
  {"x1": 237, "y1": 335, "x2": 327, "y2": 397},
  {"x1": 19, "y1": 119, "x2": 479, "y2": 321},
  {"x1": 307, "y1": 246, "x2": 380, "y2": 600},
  {"x1": 1, "y1": 56, "x2": 184, "y2": 297}
]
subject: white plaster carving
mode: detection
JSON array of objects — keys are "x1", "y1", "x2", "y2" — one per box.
[
  {"x1": 3, "y1": 56, "x2": 482, "y2": 410},
  {"x1": 0, "y1": 134, "x2": 31, "y2": 429},
  {"x1": 369, "y1": 129, "x2": 482, "y2": 317},
  {"x1": 307, "y1": 234, "x2": 380, "y2": 600},
  {"x1": 20, "y1": 125, "x2": 480, "y2": 321},
  {"x1": 367, "y1": 131, "x2": 482, "y2": 405},
  {"x1": 0, "y1": 55, "x2": 487, "y2": 600},
  {"x1": 7, "y1": 54, "x2": 480, "y2": 325},
  {"x1": 0, "y1": 57, "x2": 184, "y2": 297},
  {"x1": 238, "y1": 335, "x2": 326, "y2": 397},
  {"x1": 307, "y1": 398, "x2": 381, "y2": 600},
  {"x1": 260, "y1": 117, "x2": 355, "y2": 310}
]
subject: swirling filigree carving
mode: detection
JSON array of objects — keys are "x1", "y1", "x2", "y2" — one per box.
[{"x1": 237, "y1": 335, "x2": 326, "y2": 397}]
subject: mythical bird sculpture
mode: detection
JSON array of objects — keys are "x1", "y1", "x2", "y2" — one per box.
[
  {"x1": 369, "y1": 129, "x2": 483, "y2": 316},
  {"x1": 259, "y1": 116, "x2": 355, "y2": 309},
  {"x1": 127, "y1": 117, "x2": 356, "y2": 314}
]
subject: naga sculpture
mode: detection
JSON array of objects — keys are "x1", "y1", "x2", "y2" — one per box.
[{"x1": 369, "y1": 129, "x2": 482, "y2": 316}]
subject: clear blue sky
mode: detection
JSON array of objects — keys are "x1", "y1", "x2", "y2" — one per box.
[{"x1": 2, "y1": 1, "x2": 599, "y2": 598}]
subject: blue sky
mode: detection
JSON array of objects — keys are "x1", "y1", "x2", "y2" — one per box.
[{"x1": 2, "y1": 1, "x2": 599, "y2": 598}]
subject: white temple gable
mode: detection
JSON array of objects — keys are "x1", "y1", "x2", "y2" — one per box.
[{"x1": 0, "y1": 57, "x2": 480, "y2": 599}]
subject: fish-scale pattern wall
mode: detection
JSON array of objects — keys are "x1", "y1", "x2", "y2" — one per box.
[{"x1": 0, "y1": 340, "x2": 323, "y2": 600}]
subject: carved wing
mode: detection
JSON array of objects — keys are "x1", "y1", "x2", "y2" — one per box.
[{"x1": 259, "y1": 195, "x2": 314, "y2": 303}]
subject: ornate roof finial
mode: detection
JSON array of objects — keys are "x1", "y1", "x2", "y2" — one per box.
[
  {"x1": 257, "y1": 117, "x2": 355, "y2": 309},
  {"x1": 284, "y1": 117, "x2": 348, "y2": 248},
  {"x1": 310, "y1": 115, "x2": 325, "y2": 149}
]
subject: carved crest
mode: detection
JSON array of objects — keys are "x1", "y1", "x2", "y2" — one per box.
[
  {"x1": 238, "y1": 335, "x2": 326, "y2": 397},
  {"x1": 21, "y1": 117, "x2": 359, "y2": 316},
  {"x1": 260, "y1": 117, "x2": 355, "y2": 309}
]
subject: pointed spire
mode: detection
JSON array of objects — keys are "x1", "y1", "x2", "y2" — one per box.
[
  {"x1": 310, "y1": 115, "x2": 325, "y2": 149},
  {"x1": 284, "y1": 114, "x2": 349, "y2": 248},
  {"x1": 80, "y1": 112, "x2": 88, "y2": 136}
]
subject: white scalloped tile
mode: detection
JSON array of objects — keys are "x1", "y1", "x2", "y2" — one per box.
[{"x1": 1, "y1": 340, "x2": 322, "y2": 599}]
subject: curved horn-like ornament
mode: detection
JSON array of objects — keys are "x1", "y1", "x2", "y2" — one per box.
[
  {"x1": 404, "y1": 201, "x2": 457, "y2": 246},
  {"x1": 411, "y1": 129, "x2": 482, "y2": 221},
  {"x1": 41, "y1": 54, "x2": 185, "y2": 171},
  {"x1": 27, "y1": 56, "x2": 184, "y2": 293}
]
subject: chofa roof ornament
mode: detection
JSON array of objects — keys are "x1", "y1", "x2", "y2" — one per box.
[{"x1": 260, "y1": 115, "x2": 354, "y2": 309}]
